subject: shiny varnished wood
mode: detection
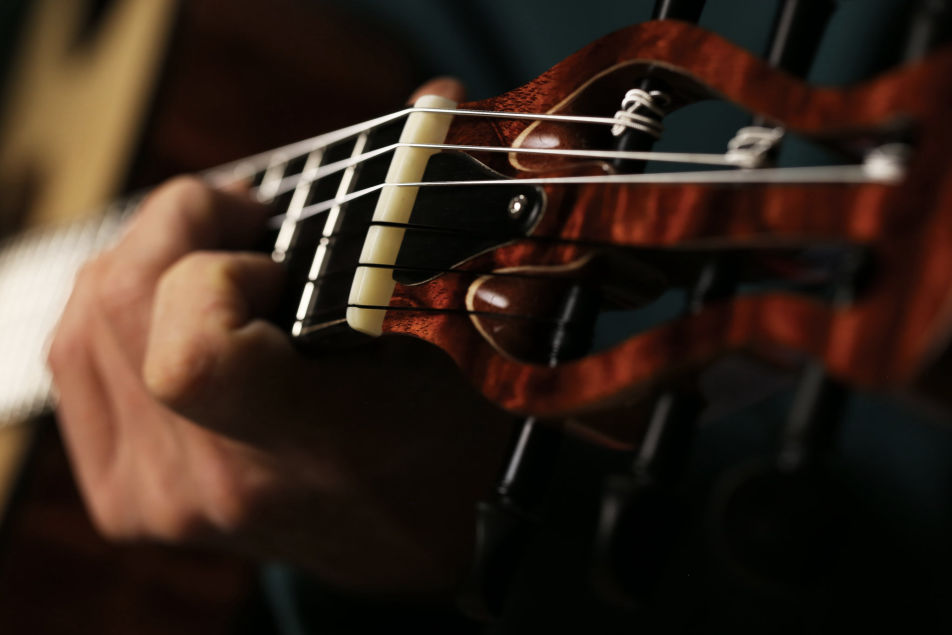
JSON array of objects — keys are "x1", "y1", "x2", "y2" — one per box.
[{"x1": 381, "y1": 21, "x2": 952, "y2": 420}]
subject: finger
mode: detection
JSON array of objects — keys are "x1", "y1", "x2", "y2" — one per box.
[
  {"x1": 143, "y1": 251, "x2": 287, "y2": 424},
  {"x1": 407, "y1": 76, "x2": 466, "y2": 104},
  {"x1": 115, "y1": 176, "x2": 271, "y2": 283},
  {"x1": 93, "y1": 178, "x2": 272, "y2": 364},
  {"x1": 220, "y1": 178, "x2": 253, "y2": 195}
]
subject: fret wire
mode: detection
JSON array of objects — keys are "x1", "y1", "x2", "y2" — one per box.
[
  {"x1": 273, "y1": 148, "x2": 324, "y2": 262},
  {"x1": 310, "y1": 134, "x2": 370, "y2": 281},
  {"x1": 257, "y1": 153, "x2": 290, "y2": 202},
  {"x1": 293, "y1": 133, "x2": 370, "y2": 331}
]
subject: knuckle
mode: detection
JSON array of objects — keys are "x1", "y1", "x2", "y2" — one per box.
[
  {"x1": 87, "y1": 467, "x2": 207, "y2": 543},
  {"x1": 145, "y1": 176, "x2": 213, "y2": 218},
  {"x1": 98, "y1": 264, "x2": 148, "y2": 318},
  {"x1": 147, "y1": 176, "x2": 217, "y2": 239},
  {"x1": 86, "y1": 492, "x2": 137, "y2": 542},
  {"x1": 166, "y1": 250, "x2": 228, "y2": 282},
  {"x1": 143, "y1": 331, "x2": 214, "y2": 413},
  {"x1": 146, "y1": 467, "x2": 216, "y2": 542},
  {"x1": 147, "y1": 255, "x2": 244, "y2": 412},
  {"x1": 205, "y1": 478, "x2": 265, "y2": 535},
  {"x1": 207, "y1": 490, "x2": 254, "y2": 534},
  {"x1": 163, "y1": 251, "x2": 249, "y2": 327},
  {"x1": 93, "y1": 516, "x2": 136, "y2": 542},
  {"x1": 146, "y1": 502, "x2": 204, "y2": 542}
]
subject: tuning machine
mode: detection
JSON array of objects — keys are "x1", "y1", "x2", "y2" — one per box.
[{"x1": 707, "y1": 362, "x2": 849, "y2": 594}]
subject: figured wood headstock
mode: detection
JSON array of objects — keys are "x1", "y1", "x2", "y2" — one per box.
[{"x1": 374, "y1": 22, "x2": 952, "y2": 435}]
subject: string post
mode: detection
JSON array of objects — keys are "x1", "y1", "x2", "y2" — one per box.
[
  {"x1": 725, "y1": 126, "x2": 785, "y2": 168},
  {"x1": 862, "y1": 142, "x2": 909, "y2": 183},
  {"x1": 610, "y1": 88, "x2": 669, "y2": 138}
]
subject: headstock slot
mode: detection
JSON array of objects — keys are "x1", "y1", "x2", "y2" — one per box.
[{"x1": 461, "y1": 242, "x2": 869, "y2": 367}]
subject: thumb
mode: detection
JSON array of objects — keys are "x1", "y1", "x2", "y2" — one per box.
[{"x1": 407, "y1": 76, "x2": 466, "y2": 104}]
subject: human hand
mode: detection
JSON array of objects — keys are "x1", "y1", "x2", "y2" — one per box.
[{"x1": 48, "y1": 78, "x2": 513, "y2": 597}]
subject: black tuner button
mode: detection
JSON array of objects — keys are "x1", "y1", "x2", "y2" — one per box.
[
  {"x1": 709, "y1": 459, "x2": 844, "y2": 593},
  {"x1": 592, "y1": 475, "x2": 685, "y2": 606},
  {"x1": 458, "y1": 418, "x2": 563, "y2": 621},
  {"x1": 457, "y1": 500, "x2": 536, "y2": 621}
]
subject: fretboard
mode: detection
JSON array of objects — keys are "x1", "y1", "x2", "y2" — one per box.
[
  {"x1": 0, "y1": 146, "x2": 348, "y2": 425},
  {"x1": 0, "y1": 106, "x2": 423, "y2": 427},
  {"x1": 0, "y1": 121, "x2": 328, "y2": 427}
]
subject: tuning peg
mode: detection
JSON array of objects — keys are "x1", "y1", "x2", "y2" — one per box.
[
  {"x1": 592, "y1": 473, "x2": 686, "y2": 607},
  {"x1": 458, "y1": 417, "x2": 563, "y2": 621},
  {"x1": 591, "y1": 390, "x2": 702, "y2": 605},
  {"x1": 457, "y1": 499, "x2": 537, "y2": 621},
  {"x1": 708, "y1": 362, "x2": 848, "y2": 592},
  {"x1": 708, "y1": 458, "x2": 845, "y2": 593}
]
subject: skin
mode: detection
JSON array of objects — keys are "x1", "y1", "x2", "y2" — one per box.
[{"x1": 48, "y1": 78, "x2": 515, "y2": 597}]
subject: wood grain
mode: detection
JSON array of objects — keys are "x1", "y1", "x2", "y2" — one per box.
[{"x1": 381, "y1": 21, "x2": 952, "y2": 423}]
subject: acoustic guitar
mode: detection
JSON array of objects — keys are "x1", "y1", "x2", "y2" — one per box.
[{"x1": 2, "y1": 0, "x2": 951, "y2": 631}]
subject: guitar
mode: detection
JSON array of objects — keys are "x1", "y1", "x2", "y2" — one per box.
[{"x1": 3, "y1": 2, "x2": 952, "y2": 630}]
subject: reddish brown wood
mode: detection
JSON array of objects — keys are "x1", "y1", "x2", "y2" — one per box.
[{"x1": 381, "y1": 21, "x2": 952, "y2": 421}]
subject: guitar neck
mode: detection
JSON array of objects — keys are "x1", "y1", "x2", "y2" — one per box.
[
  {"x1": 0, "y1": 202, "x2": 132, "y2": 425},
  {"x1": 0, "y1": 130, "x2": 329, "y2": 426},
  {"x1": 0, "y1": 108, "x2": 416, "y2": 426}
]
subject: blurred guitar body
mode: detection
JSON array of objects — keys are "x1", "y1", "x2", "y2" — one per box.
[{"x1": 0, "y1": 0, "x2": 420, "y2": 632}]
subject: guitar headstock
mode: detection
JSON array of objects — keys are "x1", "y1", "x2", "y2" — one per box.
[{"x1": 356, "y1": 23, "x2": 952, "y2": 436}]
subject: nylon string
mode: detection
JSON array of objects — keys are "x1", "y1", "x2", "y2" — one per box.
[{"x1": 197, "y1": 106, "x2": 901, "y2": 334}]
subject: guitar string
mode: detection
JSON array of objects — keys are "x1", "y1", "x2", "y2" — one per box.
[
  {"x1": 204, "y1": 107, "x2": 887, "y2": 330},
  {"x1": 318, "y1": 261, "x2": 588, "y2": 282},
  {"x1": 296, "y1": 270, "x2": 841, "y2": 336},
  {"x1": 304, "y1": 301, "x2": 591, "y2": 328},
  {"x1": 263, "y1": 142, "x2": 745, "y2": 200},
  {"x1": 267, "y1": 163, "x2": 897, "y2": 229},
  {"x1": 288, "y1": 222, "x2": 846, "y2": 329},
  {"x1": 283, "y1": 218, "x2": 630, "y2": 253},
  {"x1": 200, "y1": 102, "x2": 899, "y2": 231},
  {"x1": 284, "y1": 218, "x2": 858, "y2": 264},
  {"x1": 303, "y1": 259, "x2": 836, "y2": 290},
  {"x1": 207, "y1": 105, "x2": 674, "y2": 181}
]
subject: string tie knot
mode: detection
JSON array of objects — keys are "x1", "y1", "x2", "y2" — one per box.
[{"x1": 611, "y1": 89, "x2": 668, "y2": 138}]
